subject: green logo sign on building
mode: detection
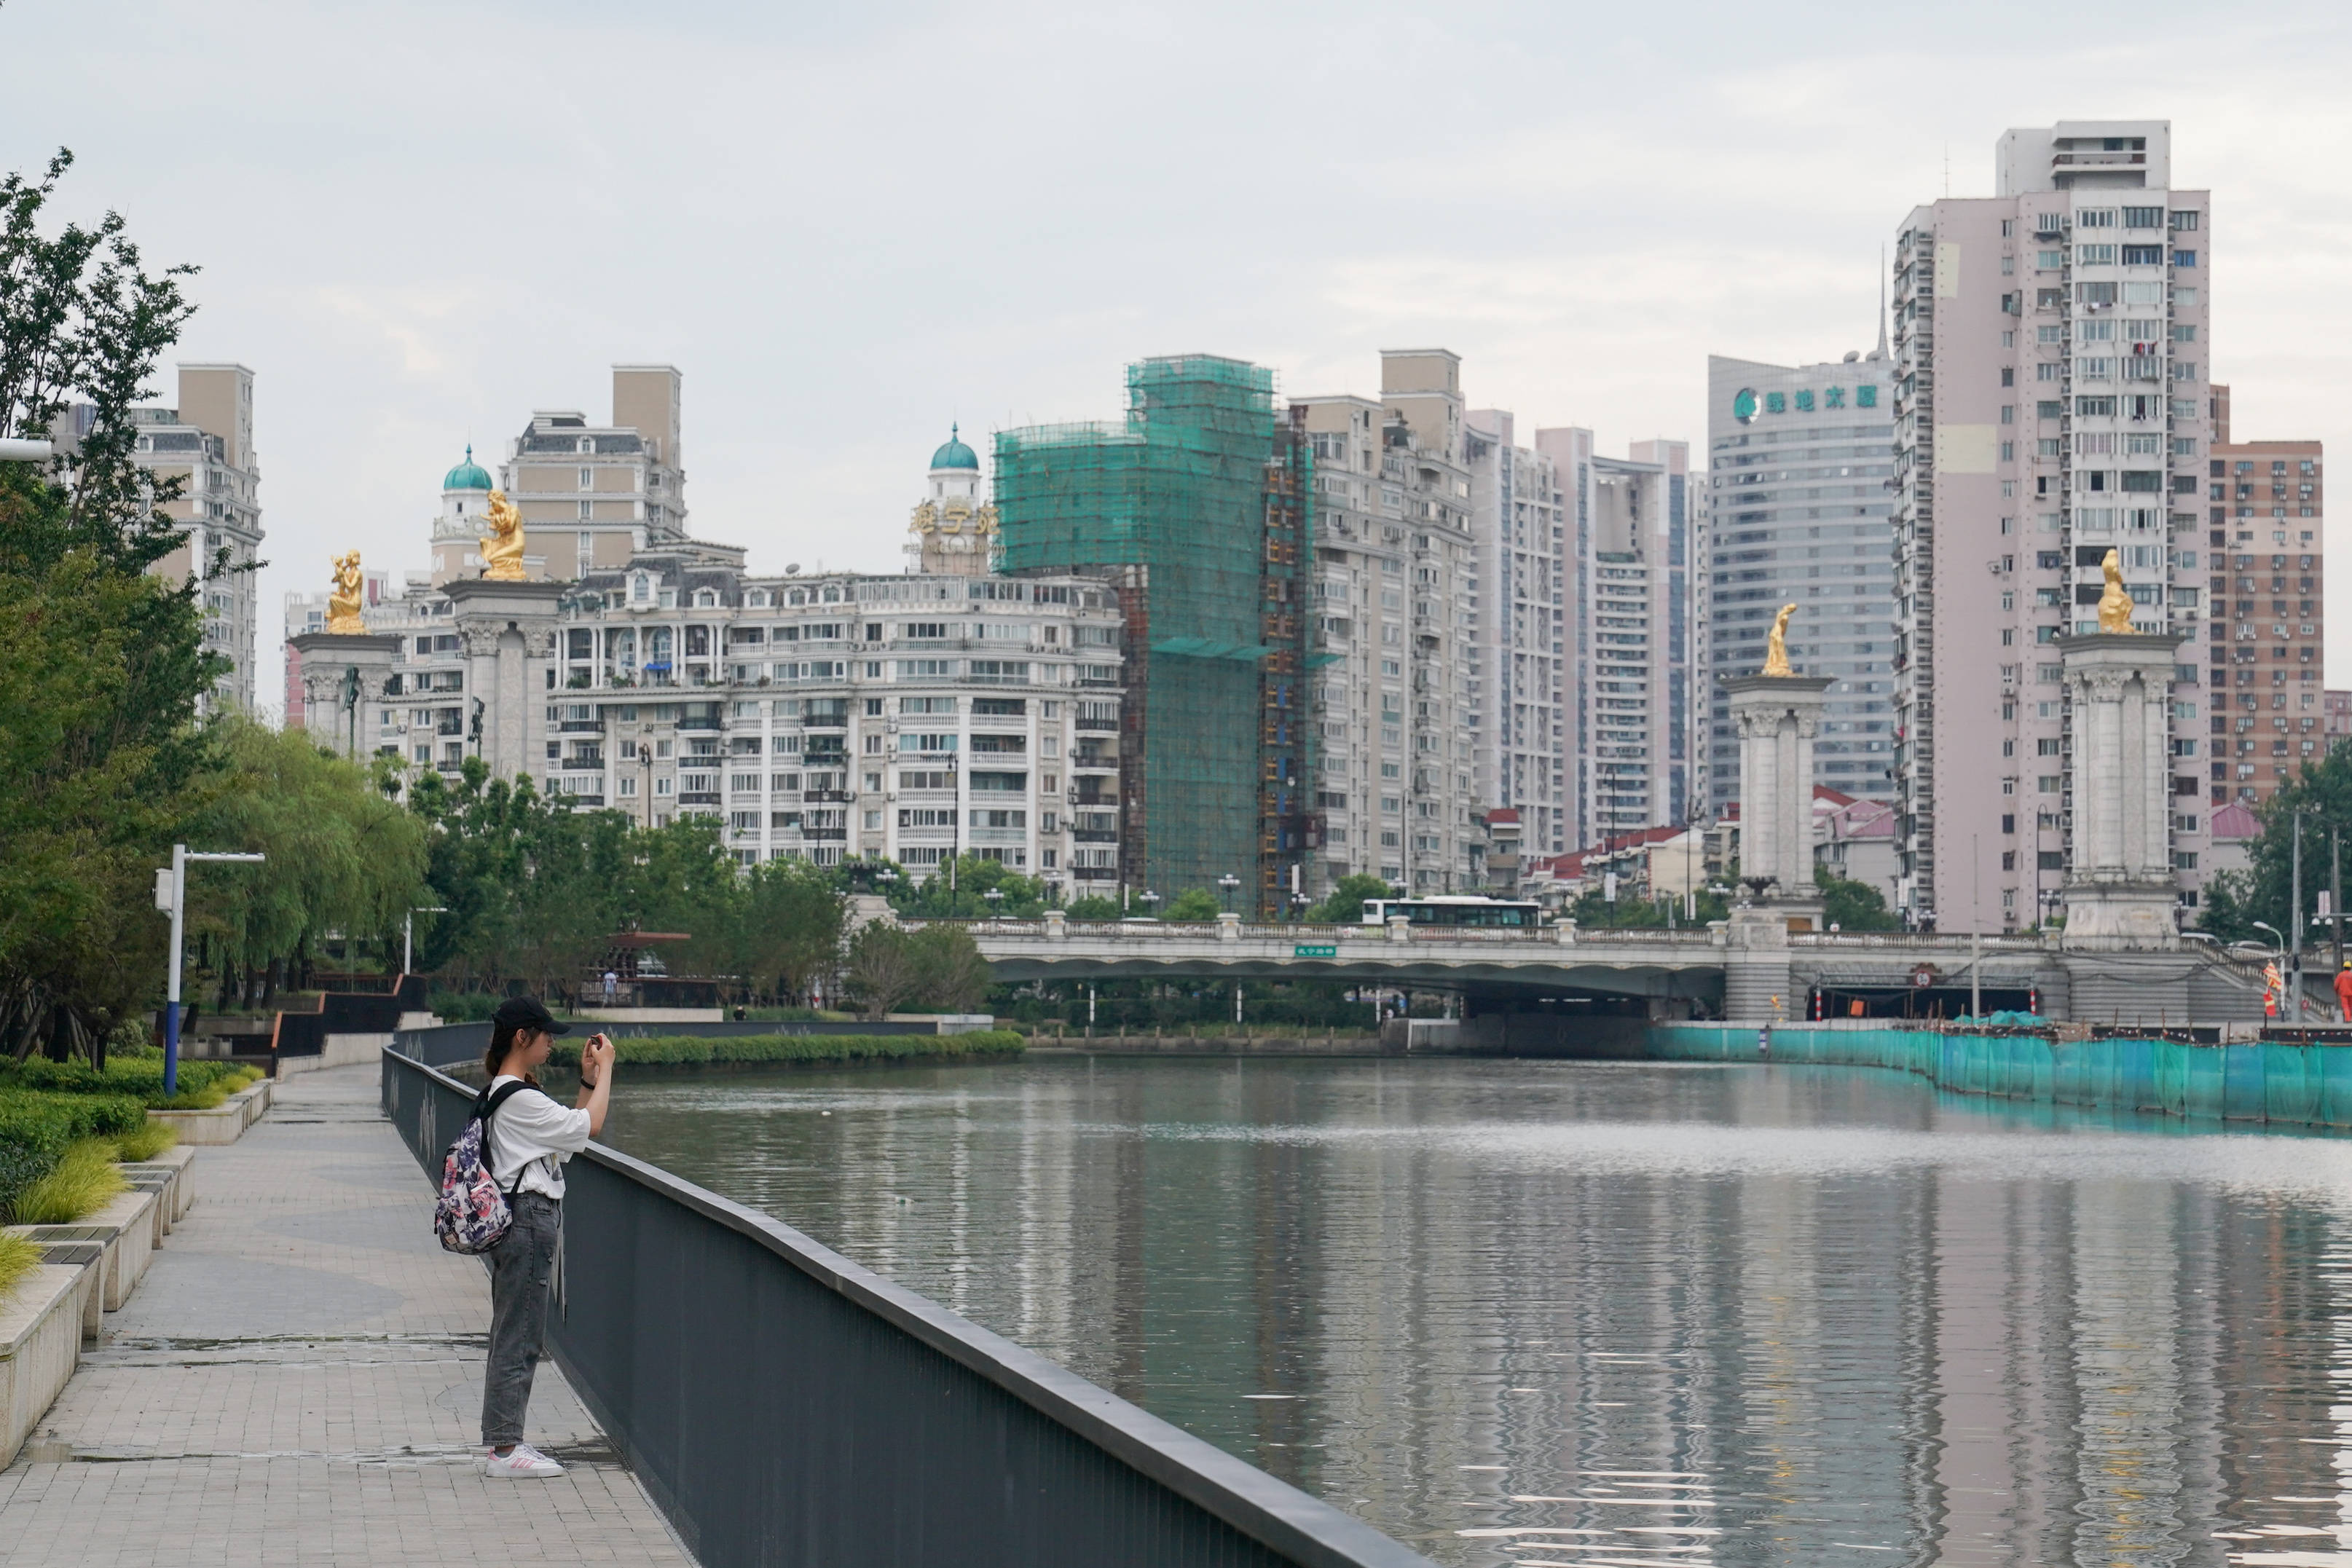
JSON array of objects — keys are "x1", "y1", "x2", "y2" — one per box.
[{"x1": 1732, "y1": 384, "x2": 1878, "y2": 422}]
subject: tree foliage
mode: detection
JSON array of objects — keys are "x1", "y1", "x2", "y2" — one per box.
[
  {"x1": 1162, "y1": 887, "x2": 1223, "y2": 923},
  {"x1": 180, "y1": 719, "x2": 429, "y2": 985},
  {"x1": 2198, "y1": 744, "x2": 2352, "y2": 946},
  {"x1": 1307, "y1": 872, "x2": 1394, "y2": 925},
  {"x1": 1820, "y1": 870, "x2": 1902, "y2": 933},
  {"x1": 886, "y1": 854, "x2": 1052, "y2": 918},
  {"x1": 841, "y1": 921, "x2": 992, "y2": 1020},
  {"x1": 0, "y1": 149, "x2": 216, "y2": 1060}
]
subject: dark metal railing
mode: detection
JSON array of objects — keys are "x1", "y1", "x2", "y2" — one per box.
[{"x1": 379, "y1": 1048, "x2": 1430, "y2": 1568}]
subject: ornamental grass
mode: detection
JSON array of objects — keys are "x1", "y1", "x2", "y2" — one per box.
[
  {"x1": 0, "y1": 1231, "x2": 39, "y2": 1305},
  {"x1": 12, "y1": 1139, "x2": 130, "y2": 1226}
]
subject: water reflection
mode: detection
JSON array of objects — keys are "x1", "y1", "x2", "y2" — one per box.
[{"x1": 598, "y1": 1057, "x2": 2352, "y2": 1567}]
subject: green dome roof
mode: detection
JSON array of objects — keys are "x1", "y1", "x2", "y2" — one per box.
[
  {"x1": 443, "y1": 444, "x2": 494, "y2": 492},
  {"x1": 929, "y1": 423, "x2": 979, "y2": 471}
]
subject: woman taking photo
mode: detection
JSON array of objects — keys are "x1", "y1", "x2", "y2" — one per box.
[{"x1": 476, "y1": 996, "x2": 615, "y2": 1479}]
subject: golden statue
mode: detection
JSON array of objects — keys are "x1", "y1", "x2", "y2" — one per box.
[
  {"x1": 2096, "y1": 547, "x2": 2135, "y2": 633},
  {"x1": 479, "y1": 490, "x2": 527, "y2": 581},
  {"x1": 326, "y1": 551, "x2": 366, "y2": 634},
  {"x1": 1762, "y1": 602, "x2": 1798, "y2": 677}
]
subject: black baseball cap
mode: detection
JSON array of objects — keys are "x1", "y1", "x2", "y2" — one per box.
[{"x1": 492, "y1": 996, "x2": 571, "y2": 1036}]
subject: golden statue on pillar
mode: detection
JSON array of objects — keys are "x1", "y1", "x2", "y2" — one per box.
[
  {"x1": 2096, "y1": 547, "x2": 2135, "y2": 633},
  {"x1": 326, "y1": 550, "x2": 366, "y2": 634},
  {"x1": 1762, "y1": 602, "x2": 1798, "y2": 677},
  {"x1": 479, "y1": 490, "x2": 527, "y2": 580}
]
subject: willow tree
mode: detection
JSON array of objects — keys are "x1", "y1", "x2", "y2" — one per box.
[{"x1": 180, "y1": 720, "x2": 428, "y2": 1002}]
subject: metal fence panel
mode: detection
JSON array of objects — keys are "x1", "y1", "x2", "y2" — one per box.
[{"x1": 379, "y1": 1050, "x2": 1431, "y2": 1568}]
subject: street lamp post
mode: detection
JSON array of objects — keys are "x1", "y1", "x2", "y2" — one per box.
[
  {"x1": 404, "y1": 905, "x2": 448, "y2": 977},
  {"x1": 1217, "y1": 873, "x2": 1241, "y2": 914},
  {"x1": 157, "y1": 844, "x2": 266, "y2": 1097},
  {"x1": 1141, "y1": 889, "x2": 1160, "y2": 918}
]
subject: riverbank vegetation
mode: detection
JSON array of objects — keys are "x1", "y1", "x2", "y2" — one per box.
[{"x1": 543, "y1": 1031, "x2": 1023, "y2": 1070}]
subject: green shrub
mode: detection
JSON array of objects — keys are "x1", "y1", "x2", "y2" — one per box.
[
  {"x1": 0, "y1": 1091, "x2": 146, "y2": 1220},
  {"x1": 0, "y1": 1056, "x2": 255, "y2": 1110},
  {"x1": 0, "y1": 1231, "x2": 39, "y2": 1304},
  {"x1": 13, "y1": 1138, "x2": 130, "y2": 1225},
  {"x1": 114, "y1": 1120, "x2": 178, "y2": 1162},
  {"x1": 545, "y1": 1030, "x2": 1025, "y2": 1070}
]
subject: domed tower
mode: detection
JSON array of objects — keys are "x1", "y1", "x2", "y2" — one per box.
[
  {"x1": 429, "y1": 445, "x2": 498, "y2": 586},
  {"x1": 908, "y1": 424, "x2": 996, "y2": 577}
]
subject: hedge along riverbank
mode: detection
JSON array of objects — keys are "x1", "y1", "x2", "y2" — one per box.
[
  {"x1": 0, "y1": 1090, "x2": 146, "y2": 1221},
  {"x1": 542, "y1": 1031, "x2": 1026, "y2": 1070}
]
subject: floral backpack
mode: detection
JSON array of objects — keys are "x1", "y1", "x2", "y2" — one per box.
[{"x1": 434, "y1": 1081, "x2": 530, "y2": 1254}]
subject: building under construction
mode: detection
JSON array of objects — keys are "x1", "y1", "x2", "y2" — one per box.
[{"x1": 994, "y1": 356, "x2": 1316, "y2": 915}]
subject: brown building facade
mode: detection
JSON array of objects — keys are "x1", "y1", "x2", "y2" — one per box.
[{"x1": 2206, "y1": 385, "x2": 2324, "y2": 805}]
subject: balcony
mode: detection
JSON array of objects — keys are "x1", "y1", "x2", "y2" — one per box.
[
  {"x1": 558, "y1": 717, "x2": 605, "y2": 733},
  {"x1": 679, "y1": 792, "x2": 721, "y2": 805},
  {"x1": 803, "y1": 789, "x2": 851, "y2": 803},
  {"x1": 803, "y1": 713, "x2": 849, "y2": 730},
  {"x1": 801, "y1": 827, "x2": 847, "y2": 843},
  {"x1": 678, "y1": 713, "x2": 723, "y2": 732},
  {"x1": 1075, "y1": 716, "x2": 1118, "y2": 733}
]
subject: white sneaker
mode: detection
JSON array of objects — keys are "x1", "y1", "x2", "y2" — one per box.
[{"x1": 484, "y1": 1443, "x2": 565, "y2": 1478}]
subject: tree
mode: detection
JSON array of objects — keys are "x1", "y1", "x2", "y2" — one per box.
[
  {"x1": 892, "y1": 854, "x2": 1050, "y2": 918},
  {"x1": 0, "y1": 149, "x2": 215, "y2": 1061},
  {"x1": 2199, "y1": 742, "x2": 2352, "y2": 945},
  {"x1": 841, "y1": 922, "x2": 927, "y2": 1020},
  {"x1": 181, "y1": 719, "x2": 428, "y2": 999},
  {"x1": 1819, "y1": 870, "x2": 1901, "y2": 933},
  {"x1": 1163, "y1": 888, "x2": 1222, "y2": 923},
  {"x1": 1061, "y1": 894, "x2": 1120, "y2": 921},
  {"x1": 728, "y1": 856, "x2": 843, "y2": 1005},
  {"x1": 1308, "y1": 872, "x2": 1395, "y2": 925},
  {"x1": 907, "y1": 924, "x2": 990, "y2": 1013}
]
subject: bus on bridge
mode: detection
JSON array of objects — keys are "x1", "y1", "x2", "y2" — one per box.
[{"x1": 1361, "y1": 896, "x2": 1545, "y2": 929}]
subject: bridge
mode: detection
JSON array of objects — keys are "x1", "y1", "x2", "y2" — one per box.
[{"x1": 922, "y1": 914, "x2": 2273, "y2": 1025}]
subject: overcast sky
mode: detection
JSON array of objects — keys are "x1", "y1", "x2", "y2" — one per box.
[{"x1": 7, "y1": 0, "x2": 2351, "y2": 695}]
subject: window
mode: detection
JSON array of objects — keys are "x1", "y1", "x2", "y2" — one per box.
[
  {"x1": 2122, "y1": 206, "x2": 2163, "y2": 229},
  {"x1": 2077, "y1": 243, "x2": 2116, "y2": 265},
  {"x1": 2171, "y1": 250, "x2": 2197, "y2": 268}
]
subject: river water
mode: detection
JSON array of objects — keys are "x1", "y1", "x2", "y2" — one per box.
[{"x1": 599, "y1": 1055, "x2": 2352, "y2": 1568}]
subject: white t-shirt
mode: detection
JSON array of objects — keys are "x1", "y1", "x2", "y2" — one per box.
[{"x1": 484, "y1": 1076, "x2": 592, "y2": 1199}]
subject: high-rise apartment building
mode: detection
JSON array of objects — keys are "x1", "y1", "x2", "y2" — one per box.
[
  {"x1": 1702, "y1": 348, "x2": 1898, "y2": 813},
  {"x1": 2204, "y1": 385, "x2": 2324, "y2": 806},
  {"x1": 1540, "y1": 430, "x2": 1693, "y2": 845},
  {"x1": 63, "y1": 363, "x2": 265, "y2": 710},
  {"x1": 1292, "y1": 351, "x2": 1482, "y2": 897},
  {"x1": 431, "y1": 365, "x2": 686, "y2": 586},
  {"x1": 1464, "y1": 409, "x2": 1569, "y2": 858},
  {"x1": 1891, "y1": 121, "x2": 2211, "y2": 929}
]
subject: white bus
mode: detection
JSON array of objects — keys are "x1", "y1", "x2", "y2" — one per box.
[{"x1": 1359, "y1": 896, "x2": 1545, "y2": 929}]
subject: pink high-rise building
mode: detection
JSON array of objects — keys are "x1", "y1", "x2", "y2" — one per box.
[{"x1": 1891, "y1": 121, "x2": 2212, "y2": 930}]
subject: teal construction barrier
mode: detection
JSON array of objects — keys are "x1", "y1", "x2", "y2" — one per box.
[{"x1": 1646, "y1": 1025, "x2": 2352, "y2": 1131}]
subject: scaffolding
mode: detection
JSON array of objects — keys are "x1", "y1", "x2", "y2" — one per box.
[{"x1": 994, "y1": 356, "x2": 1314, "y2": 913}]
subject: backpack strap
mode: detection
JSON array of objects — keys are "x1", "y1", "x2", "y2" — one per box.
[{"x1": 474, "y1": 1080, "x2": 535, "y2": 1198}]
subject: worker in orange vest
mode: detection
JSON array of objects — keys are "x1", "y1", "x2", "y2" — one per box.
[{"x1": 2334, "y1": 960, "x2": 2352, "y2": 1023}]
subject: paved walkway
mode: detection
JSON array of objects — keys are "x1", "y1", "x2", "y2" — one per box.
[{"x1": 0, "y1": 1065, "x2": 693, "y2": 1566}]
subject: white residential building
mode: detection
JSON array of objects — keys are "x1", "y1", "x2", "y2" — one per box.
[
  {"x1": 1464, "y1": 410, "x2": 1570, "y2": 859},
  {"x1": 1541, "y1": 430, "x2": 1694, "y2": 844},
  {"x1": 1294, "y1": 350, "x2": 1484, "y2": 894}
]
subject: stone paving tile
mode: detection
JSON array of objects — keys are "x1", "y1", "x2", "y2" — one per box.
[{"x1": 0, "y1": 1065, "x2": 693, "y2": 1566}]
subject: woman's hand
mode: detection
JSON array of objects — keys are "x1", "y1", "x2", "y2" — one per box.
[{"x1": 578, "y1": 1034, "x2": 615, "y2": 1134}]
